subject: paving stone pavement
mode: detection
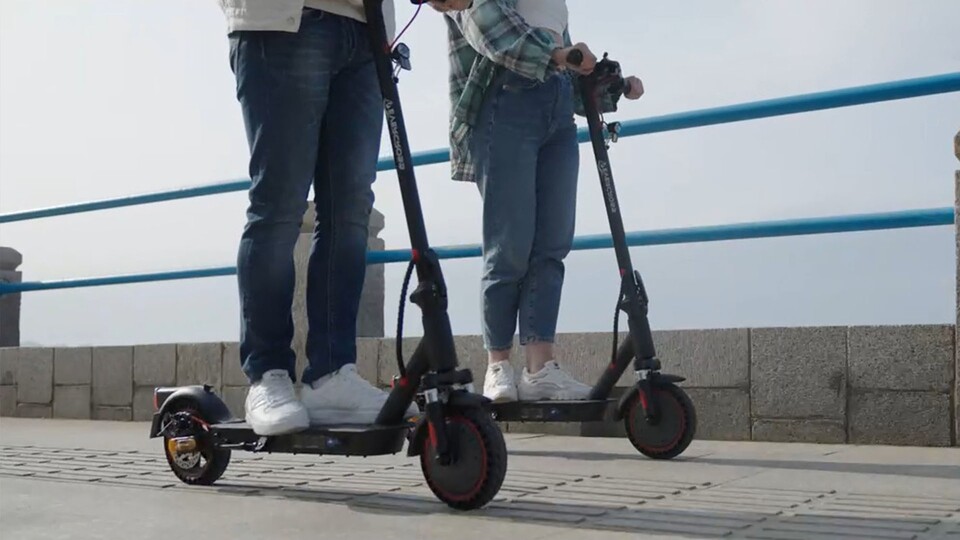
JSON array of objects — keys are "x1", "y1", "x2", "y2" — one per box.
[{"x1": 1, "y1": 419, "x2": 959, "y2": 540}]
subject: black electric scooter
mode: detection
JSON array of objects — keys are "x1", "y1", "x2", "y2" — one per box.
[
  {"x1": 148, "y1": 0, "x2": 507, "y2": 510},
  {"x1": 489, "y1": 51, "x2": 697, "y2": 460}
]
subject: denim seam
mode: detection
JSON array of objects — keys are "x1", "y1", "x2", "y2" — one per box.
[
  {"x1": 324, "y1": 149, "x2": 336, "y2": 377},
  {"x1": 342, "y1": 12, "x2": 356, "y2": 66},
  {"x1": 522, "y1": 258, "x2": 539, "y2": 346},
  {"x1": 479, "y1": 85, "x2": 512, "y2": 351}
]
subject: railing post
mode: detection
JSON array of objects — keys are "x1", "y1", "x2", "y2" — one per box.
[
  {"x1": 292, "y1": 203, "x2": 386, "y2": 378},
  {"x1": 0, "y1": 247, "x2": 23, "y2": 347}
]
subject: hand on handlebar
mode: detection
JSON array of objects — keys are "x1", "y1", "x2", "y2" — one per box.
[
  {"x1": 623, "y1": 76, "x2": 644, "y2": 100},
  {"x1": 554, "y1": 43, "x2": 596, "y2": 75}
]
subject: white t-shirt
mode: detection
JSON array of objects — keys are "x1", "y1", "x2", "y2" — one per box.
[{"x1": 515, "y1": 0, "x2": 568, "y2": 44}]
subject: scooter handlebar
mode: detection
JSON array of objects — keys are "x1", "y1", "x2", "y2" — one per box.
[{"x1": 566, "y1": 50, "x2": 630, "y2": 98}]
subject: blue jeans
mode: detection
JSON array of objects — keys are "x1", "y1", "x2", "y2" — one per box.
[
  {"x1": 228, "y1": 9, "x2": 382, "y2": 385},
  {"x1": 471, "y1": 70, "x2": 580, "y2": 351}
]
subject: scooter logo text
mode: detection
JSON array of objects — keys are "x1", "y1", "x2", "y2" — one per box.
[
  {"x1": 599, "y1": 160, "x2": 618, "y2": 214},
  {"x1": 384, "y1": 99, "x2": 406, "y2": 171}
]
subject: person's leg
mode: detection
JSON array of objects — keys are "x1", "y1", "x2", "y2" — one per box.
[
  {"x1": 474, "y1": 72, "x2": 550, "y2": 402},
  {"x1": 299, "y1": 15, "x2": 416, "y2": 424},
  {"x1": 231, "y1": 10, "x2": 338, "y2": 435},
  {"x1": 301, "y1": 33, "x2": 380, "y2": 386},
  {"x1": 520, "y1": 121, "x2": 578, "y2": 374},
  {"x1": 517, "y1": 74, "x2": 591, "y2": 401}
]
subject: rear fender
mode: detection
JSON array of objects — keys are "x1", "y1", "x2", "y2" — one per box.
[{"x1": 148, "y1": 385, "x2": 234, "y2": 438}]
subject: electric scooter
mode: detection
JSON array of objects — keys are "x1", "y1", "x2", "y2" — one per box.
[
  {"x1": 148, "y1": 0, "x2": 507, "y2": 510},
  {"x1": 489, "y1": 50, "x2": 698, "y2": 460}
]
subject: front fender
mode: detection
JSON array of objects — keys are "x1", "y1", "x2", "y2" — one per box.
[
  {"x1": 406, "y1": 391, "x2": 492, "y2": 457},
  {"x1": 615, "y1": 374, "x2": 687, "y2": 420},
  {"x1": 448, "y1": 391, "x2": 492, "y2": 411},
  {"x1": 148, "y1": 385, "x2": 235, "y2": 438}
]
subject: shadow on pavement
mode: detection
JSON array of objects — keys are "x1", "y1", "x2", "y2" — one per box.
[
  {"x1": 507, "y1": 449, "x2": 960, "y2": 479},
  {"x1": 691, "y1": 457, "x2": 960, "y2": 480}
]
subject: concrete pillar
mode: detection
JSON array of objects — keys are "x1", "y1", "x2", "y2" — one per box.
[
  {"x1": 0, "y1": 247, "x2": 23, "y2": 347},
  {"x1": 292, "y1": 203, "x2": 386, "y2": 377},
  {"x1": 954, "y1": 130, "x2": 959, "y2": 446},
  {"x1": 359, "y1": 209, "x2": 386, "y2": 338}
]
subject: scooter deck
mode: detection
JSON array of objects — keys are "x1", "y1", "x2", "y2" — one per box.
[
  {"x1": 490, "y1": 399, "x2": 617, "y2": 422},
  {"x1": 210, "y1": 420, "x2": 411, "y2": 457}
]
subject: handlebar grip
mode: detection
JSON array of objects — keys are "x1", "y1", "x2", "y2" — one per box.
[{"x1": 566, "y1": 49, "x2": 584, "y2": 67}]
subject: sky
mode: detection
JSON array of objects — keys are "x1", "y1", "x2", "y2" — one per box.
[{"x1": 0, "y1": 0, "x2": 958, "y2": 347}]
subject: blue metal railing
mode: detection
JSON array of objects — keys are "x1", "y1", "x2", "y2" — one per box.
[
  {"x1": 1, "y1": 207, "x2": 951, "y2": 294},
  {"x1": 0, "y1": 72, "x2": 957, "y2": 295},
  {"x1": 2, "y1": 72, "x2": 957, "y2": 225}
]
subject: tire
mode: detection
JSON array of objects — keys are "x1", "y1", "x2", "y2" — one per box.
[
  {"x1": 161, "y1": 404, "x2": 231, "y2": 486},
  {"x1": 420, "y1": 407, "x2": 507, "y2": 510},
  {"x1": 624, "y1": 383, "x2": 696, "y2": 460}
]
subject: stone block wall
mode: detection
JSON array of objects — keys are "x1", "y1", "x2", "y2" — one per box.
[{"x1": 1, "y1": 323, "x2": 955, "y2": 447}]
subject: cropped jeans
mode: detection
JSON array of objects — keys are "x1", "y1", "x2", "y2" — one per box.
[{"x1": 470, "y1": 69, "x2": 580, "y2": 351}]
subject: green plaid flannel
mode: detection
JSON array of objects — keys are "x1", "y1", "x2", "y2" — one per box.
[{"x1": 443, "y1": 0, "x2": 616, "y2": 183}]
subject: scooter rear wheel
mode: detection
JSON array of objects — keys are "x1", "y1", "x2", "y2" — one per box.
[
  {"x1": 420, "y1": 407, "x2": 507, "y2": 510},
  {"x1": 161, "y1": 404, "x2": 231, "y2": 486},
  {"x1": 624, "y1": 383, "x2": 696, "y2": 460}
]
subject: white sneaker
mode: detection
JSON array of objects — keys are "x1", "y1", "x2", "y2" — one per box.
[
  {"x1": 301, "y1": 364, "x2": 418, "y2": 425},
  {"x1": 483, "y1": 361, "x2": 518, "y2": 402},
  {"x1": 245, "y1": 369, "x2": 310, "y2": 436},
  {"x1": 518, "y1": 361, "x2": 592, "y2": 401}
]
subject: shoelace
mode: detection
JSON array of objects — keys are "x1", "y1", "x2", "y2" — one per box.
[
  {"x1": 540, "y1": 363, "x2": 577, "y2": 384},
  {"x1": 491, "y1": 366, "x2": 512, "y2": 384}
]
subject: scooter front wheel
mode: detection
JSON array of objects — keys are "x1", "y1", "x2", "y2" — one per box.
[
  {"x1": 624, "y1": 383, "x2": 696, "y2": 460},
  {"x1": 420, "y1": 407, "x2": 507, "y2": 510}
]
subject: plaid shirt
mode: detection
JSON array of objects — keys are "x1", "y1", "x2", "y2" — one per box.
[{"x1": 442, "y1": 0, "x2": 616, "y2": 183}]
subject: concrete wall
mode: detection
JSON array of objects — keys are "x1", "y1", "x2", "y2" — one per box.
[{"x1": 1, "y1": 324, "x2": 955, "y2": 447}]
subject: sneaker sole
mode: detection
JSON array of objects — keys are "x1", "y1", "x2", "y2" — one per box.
[
  {"x1": 484, "y1": 387, "x2": 518, "y2": 403},
  {"x1": 248, "y1": 415, "x2": 310, "y2": 437}
]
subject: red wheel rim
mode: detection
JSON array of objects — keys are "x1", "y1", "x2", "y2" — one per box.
[
  {"x1": 629, "y1": 389, "x2": 686, "y2": 453},
  {"x1": 422, "y1": 417, "x2": 488, "y2": 503}
]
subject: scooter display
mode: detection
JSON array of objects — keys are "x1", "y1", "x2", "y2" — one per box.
[
  {"x1": 148, "y1": 0, "x2": 507, "y2": 511},
  {"x1": 489, "y1": 50, "x2": 698, "y2": 460}
]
